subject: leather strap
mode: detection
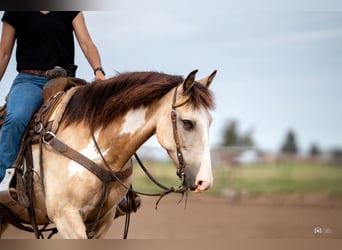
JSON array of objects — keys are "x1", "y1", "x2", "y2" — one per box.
[
  {"x1": 46, "y1": 135, "x2": 133, "y2": 239},
  {"x1": 48, "y1": 136, "x2": 133, "y2": 183},
  {"x1": 171, "y1": 86, "x2": 186, "y2": 182},
  {"x1": 0, "y1": 204, "x2": 35, "y2": 233}
]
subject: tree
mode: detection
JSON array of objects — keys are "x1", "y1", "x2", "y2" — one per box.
[
  {"x1": 280, "y1": 129, "x2": 299, "y2": 155},
  {"x1": 223, "y1": 120, "x2": 239, "y2": 146},
  {"x1": 239, "y1": 130, "x2": 254, "y2": 147},
  {"x1": 331, "y1": 148, "x2": 342, "y2": 165},
  {"x1": 309, "y1": 143, "x2": 320, "y2": 157},
  {"x1": 222, "y1": 120, "x2": 254, "y2": 147}
]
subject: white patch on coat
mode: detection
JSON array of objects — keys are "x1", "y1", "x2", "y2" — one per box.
[
  {"x1": 120, "y1": 108, "x2": 147, "y2": 135},
  {"x1": 68, "y1": 132, "x2": 109, "y2": 178},
  {"x1": 32, "y1": 148, "x2": 40, "y2": 173}
]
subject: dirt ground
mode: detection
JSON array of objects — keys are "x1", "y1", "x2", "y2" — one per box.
[{"x1": 2, "y1": 193, "x2": 342, "y2": 239}]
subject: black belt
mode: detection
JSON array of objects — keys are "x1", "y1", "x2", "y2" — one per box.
[{"x1": 21, "y1": 65, "x2": 77, "y2": 79}]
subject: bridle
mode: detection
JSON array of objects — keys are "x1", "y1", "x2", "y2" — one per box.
[
  {"x1": 171, "y1": 84, "x2": 189, "y2": 187},
  {"x1": 134, "y1": 84, "x2": 190, "y2": 197},
  {"x1": 94, "y1": 83, "x2": 190, "y2": 198}
]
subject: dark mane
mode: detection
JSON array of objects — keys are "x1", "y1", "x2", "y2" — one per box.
[{"x1": 63, "y1": 71, "x2": 214, "y2": 131}]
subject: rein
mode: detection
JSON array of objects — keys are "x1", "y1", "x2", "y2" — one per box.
[{"x1": 89, "y1": 84, "x2": 189, "y2": 203}]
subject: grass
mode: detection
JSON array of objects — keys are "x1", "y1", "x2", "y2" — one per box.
[
  {"x1": 131, "y1": 160, "x2": 182, "y2": 193},
  {"x1": 208, "y1": 163, "x2": 342, "y2": 195},
  {"x1": 131, "y1": 160, "x2": 342, "y2": 196}
]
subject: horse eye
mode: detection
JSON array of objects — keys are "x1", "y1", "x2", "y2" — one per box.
[{"x1": 182, "y1": 119, "x2": 194, "y2": 130}]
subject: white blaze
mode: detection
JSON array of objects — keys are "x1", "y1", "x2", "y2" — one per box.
[{"x1": 195, "y1": 108, "x2": 213, "y2": 191}]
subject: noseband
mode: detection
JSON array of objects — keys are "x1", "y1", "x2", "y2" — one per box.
[{"x1": 133, "y1": 84, "x2": 190, "y2": 196}]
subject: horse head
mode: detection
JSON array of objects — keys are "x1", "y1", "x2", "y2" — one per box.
[{"x1": 156, "y1": 70, "x2": 216, "y2": 193}]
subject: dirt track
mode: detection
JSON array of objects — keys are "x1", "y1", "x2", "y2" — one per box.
[{"x1": 2, "y1": 194, "x2": 342, "y2": 239}]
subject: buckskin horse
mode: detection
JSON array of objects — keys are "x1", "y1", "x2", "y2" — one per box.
[{"x1": 0, "y1": 69, "x2": 216, "y2": 239}]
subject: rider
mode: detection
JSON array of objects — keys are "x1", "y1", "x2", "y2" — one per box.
[{"x1": 0, "y1": 11, "x2": 139, "y2": 216}]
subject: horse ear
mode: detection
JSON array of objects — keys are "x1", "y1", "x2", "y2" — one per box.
[
  {"x1": 198, "y1": 70, "x2": 217, "y2": 88},
  {"x1": 183, "y1": 69, "x2": 198, "y2": 95}
]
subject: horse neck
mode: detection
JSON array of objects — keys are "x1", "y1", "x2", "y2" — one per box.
[{"x1": 101, "y1": 90, "x2": 173, "y2": 168}]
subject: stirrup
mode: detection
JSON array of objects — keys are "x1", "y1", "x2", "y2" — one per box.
[{"x1": 0, "y1": 168, "x2": 17, "y2": 207}]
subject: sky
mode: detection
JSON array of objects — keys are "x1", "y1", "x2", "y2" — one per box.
[{"x1": 0, "y1": 1, "x2": 341, "y2": 154}]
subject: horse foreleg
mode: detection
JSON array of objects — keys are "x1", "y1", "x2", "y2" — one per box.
[{"x1": 53, "y1": 207, "x2": 88, "y2": 239}]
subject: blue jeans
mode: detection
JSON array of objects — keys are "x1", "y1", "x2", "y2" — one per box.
[{"x1": 0, "y1": 73, "x2": 48, "y2": 182}]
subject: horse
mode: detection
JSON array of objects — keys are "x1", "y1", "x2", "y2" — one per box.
[{"x1": 0, "y1": 69, "x2": 216, "y2": 239}]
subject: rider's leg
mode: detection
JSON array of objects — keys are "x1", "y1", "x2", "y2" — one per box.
[{"x1": 0, "y1": 73, "x2": 46, "y2": 182}]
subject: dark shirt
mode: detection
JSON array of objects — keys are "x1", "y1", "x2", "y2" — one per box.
[{"x1": 2, "y1": 11, "x2": 80, "y2": 71}]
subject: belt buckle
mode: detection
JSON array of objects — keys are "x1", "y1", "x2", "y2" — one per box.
[{"x1": 46, "y1": 66, "x2": 67, "y2": 80}]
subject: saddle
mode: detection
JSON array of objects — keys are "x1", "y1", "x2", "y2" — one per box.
[{"x1": 0, "y1": 77, "x2": 87, "y2": 233}]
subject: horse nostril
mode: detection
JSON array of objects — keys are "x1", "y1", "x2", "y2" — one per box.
[{"x1": 195, "y1": 180, "x2": 211, "y2": 192}]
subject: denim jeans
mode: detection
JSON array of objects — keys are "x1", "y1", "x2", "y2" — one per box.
[{"x1": 0, "y1": 73, "x2": 47, "y2": 181}]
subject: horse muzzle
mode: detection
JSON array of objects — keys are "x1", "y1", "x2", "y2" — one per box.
[
  {"x1": 182, "y1": 167, "x2": 212, "y2": 193},
  {"x1": 194, "y1": 180, "x2": 211, "y2": 193},
  {"x1": 180, "y1": 177, "x2": 211, "y2": 193}
]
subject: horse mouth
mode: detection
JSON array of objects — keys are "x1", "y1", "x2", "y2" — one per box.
[
  {"x1": 179, "y1": 166, "x2": 198, "y2": 192},
  {"x1": 189, "y1": 184, "x2": 197, "y2": 191},
  {"x1": 181, "y1": 176, "x2": 197, "y2": 191},
  {"x1": 185, "y1": 182, "x2": 208, "y2": 194}
]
